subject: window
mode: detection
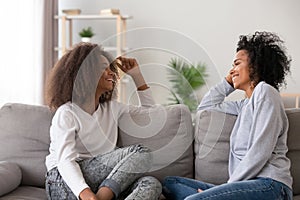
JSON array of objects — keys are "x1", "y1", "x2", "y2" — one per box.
[{"x1": 0, "y1": 0, "x2": 43, "y2": 107}]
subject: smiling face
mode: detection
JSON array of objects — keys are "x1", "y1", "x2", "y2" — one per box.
[
  {"x1": 231, "y1": 50, "x2": 253, "y2": 95},
  {"x1": 96, "y1": 55, "x2": 116, "y2": 96}
]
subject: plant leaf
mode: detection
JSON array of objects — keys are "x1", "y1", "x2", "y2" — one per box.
[{"x1": 167, "y1": 57, "x2": 207, "y2": 111}]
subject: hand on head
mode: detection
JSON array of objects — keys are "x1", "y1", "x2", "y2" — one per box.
[
  {"x1": 113, "y1": 56, "x2": 142, "y2": 78},
  {"x1": 112, "y1": 56, "x2": 148, "y2": 90},
  {"x1": 226, "y1": 67, "x2": 234, "y2": 87}
]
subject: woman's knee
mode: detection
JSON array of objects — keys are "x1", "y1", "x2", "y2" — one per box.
[
  {"x1": 129, "y1": 144, "x2": 150, "y2": 153},
  {"x1": 129, "y1": 144, "x2": 152, "y2": 162}
]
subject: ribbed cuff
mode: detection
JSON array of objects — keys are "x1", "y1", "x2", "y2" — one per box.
[{"x1": 99, "y1": 179, "x2": 121, "y2": 199}]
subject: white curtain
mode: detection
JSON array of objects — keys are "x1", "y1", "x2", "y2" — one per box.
[{"x1": 0, "y1": 0, "x2": 57, "y2": 107}]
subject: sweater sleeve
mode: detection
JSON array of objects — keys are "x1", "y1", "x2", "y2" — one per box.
[
  {"x1": 51, "y1": 109, "x2": 89, "y2": 199},
  {"x1": 116, "y1": 88, "x2": 156, "y2": 116},
  {"x1": 228, "y1": 97, "x2": 283, "y2": 182},
  {"x1": 136, "y1": 88, "x2": 155, "y2": 106},
  {"x1": 197, "y1": 78, "x2": 242, "y2": 115}
]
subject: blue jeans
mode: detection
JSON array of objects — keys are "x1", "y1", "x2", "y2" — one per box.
[{"x1": 162, "y1": 176, "x2": 292, "y2": 200}]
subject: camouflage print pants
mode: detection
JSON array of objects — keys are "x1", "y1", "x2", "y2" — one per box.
[{"x1": 45, "y1": 144, "x2": 162, "y2": 200}]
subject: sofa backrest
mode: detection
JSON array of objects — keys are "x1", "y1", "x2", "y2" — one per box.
[
  {"x1": 286, "y1": 109, "x2": 300, "y2": 195},
  {"x1": 0, "y1": 103, "x2": 53, "y2": 187},
  {"x1": 194, "y1": 110, "x2": 236, "y2": 184},
  {"x1": 0, "y1": 103, "x2": 194, "y2": 187},
  {"x1": 117, "y1": 104, "x2": 194, "y2": 181},
  {"x1": 194, "y1": 108, "x2": 300, "y2": 195}
]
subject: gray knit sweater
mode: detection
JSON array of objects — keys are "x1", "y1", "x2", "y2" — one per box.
[{"x1": 198, "y1": 79, "x2": 292, "y2": 189}]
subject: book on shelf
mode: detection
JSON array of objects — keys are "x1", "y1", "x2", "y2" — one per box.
[
  {"x1": 100, "y1": 8, "x2": 120, "y2": 15},
  {"x1": 62, "y1": 9, "x2": 81, "y2": 15}
]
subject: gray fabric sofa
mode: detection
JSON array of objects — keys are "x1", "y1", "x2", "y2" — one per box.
[
  {"x1": 0, "y1": 103, "x2": 299, "y2": 199},
  {"x1": 194, "y1": 109, "x2": 300, "y2": 200}
]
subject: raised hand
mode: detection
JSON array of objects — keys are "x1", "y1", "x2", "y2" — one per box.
[
  {"x1": 114, "y1": 57, "x2": 141, "y2": 77},
  {"x1": 112, "y1": 56, "x2": 148, "y2": 90},
  {"x1": 226, "y1": 67, "x2": 234, "y2": 87}
]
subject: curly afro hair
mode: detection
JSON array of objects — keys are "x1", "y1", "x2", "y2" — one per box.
[
  {"x1": 46, "y1": 42, "x2": 119, "y2": 111},
  {"x1": 236, "y1": 31, "x2": 291, "y2": 90}
]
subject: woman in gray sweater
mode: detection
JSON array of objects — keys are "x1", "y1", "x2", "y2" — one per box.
[{"x1": 163, "y1": 31, "x2": 293, "y2": 200}]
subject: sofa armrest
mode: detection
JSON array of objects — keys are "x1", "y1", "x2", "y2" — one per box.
[{"x1": 0, "y1": 161, "x2": 22, "y2": 196}]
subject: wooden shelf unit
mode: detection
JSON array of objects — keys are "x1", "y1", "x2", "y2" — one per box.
[{"x1": 54, "y1": 14, "x2": 132, "y2": 56}]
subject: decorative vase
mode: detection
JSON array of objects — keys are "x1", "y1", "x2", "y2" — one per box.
[{"x1": 81, "y1": 37, "x2": 91, "y2": 42}]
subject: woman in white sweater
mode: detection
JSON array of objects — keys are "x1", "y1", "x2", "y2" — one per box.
[{"x1": 45, "y1": 43, "x2": 162, "y2": 200}]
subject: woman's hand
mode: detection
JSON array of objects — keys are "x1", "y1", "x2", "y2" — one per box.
[
  {"x1": 226, "y1": 67, "x2": 234, "y2": 87},
  {"x1": 114, "y1": 57, "x2": 149, "y2": 90},
  {"x1": 115, "y1": 57, "x2": 141, "y2": 77}
]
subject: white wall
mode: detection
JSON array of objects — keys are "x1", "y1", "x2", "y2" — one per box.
[{"x1": 59, "y1": 0, "x2": 300, "y2": 103}]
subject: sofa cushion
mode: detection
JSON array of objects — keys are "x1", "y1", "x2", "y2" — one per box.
[
  {"x1": 117, "y1": 104, "x2": 194, "y2": 182},
  {"x1": 286, "y1": 108, "x2": 300, "y2": 195},
  {"x1": 0, "y1": 186, "x2": 47, "y2": 200},
  {"x1": 0, "y1": 161, "x2": 22, "y2": 196},
  {"x1": 194, "y1": 110, "x2": 236, "y2": 185},
  {"x1": 0, "y1": 103, "x2": 53, "y2": 187}
]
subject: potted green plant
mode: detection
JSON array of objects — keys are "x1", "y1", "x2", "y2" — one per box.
[
  {"x1": 167, "y1": 57, "x2": 207, "y2": 112},
  {"x1": 79, "y1": 27, "x2": 95, "y2": 42}
]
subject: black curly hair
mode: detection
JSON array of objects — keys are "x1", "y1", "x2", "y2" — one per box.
[{"x1": 236, "y1": 31, "x2": 291, "y2": 90}]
